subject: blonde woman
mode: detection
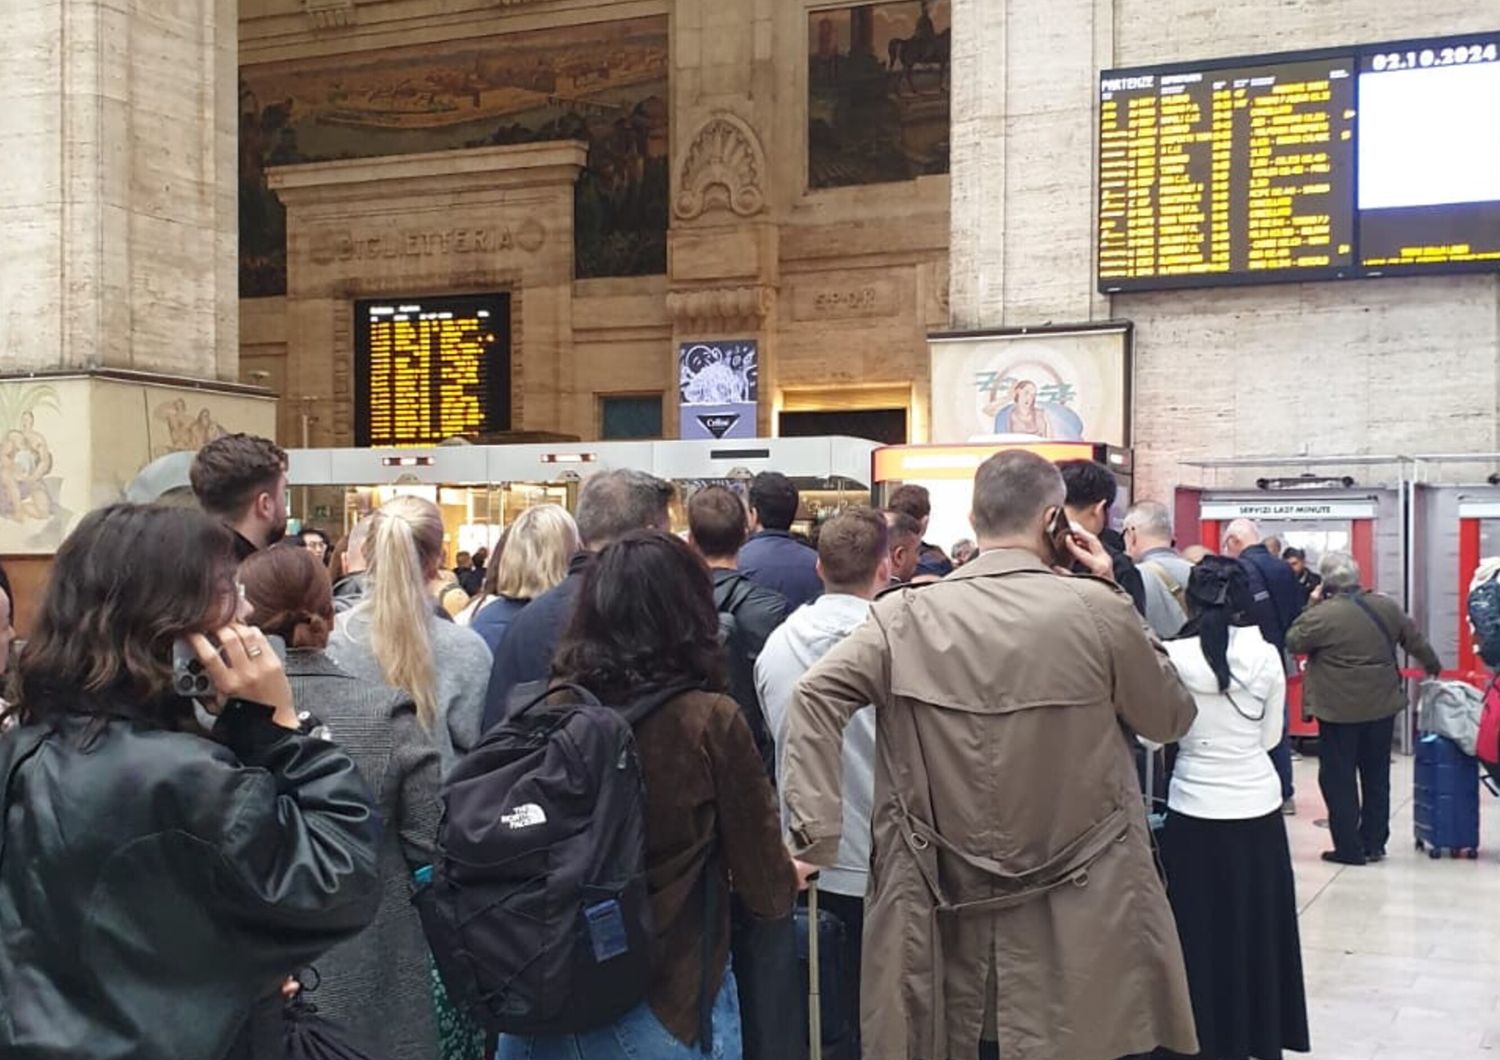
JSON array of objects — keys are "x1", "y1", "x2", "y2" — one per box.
[
  {"x1": 462, "y1": 505, "x2": 580, "y2": 655},
  {"x1": 327, "y1": 496, "x2": 492, "y2": 771}
]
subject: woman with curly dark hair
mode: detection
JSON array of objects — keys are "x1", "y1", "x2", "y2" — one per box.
[
  {"x1": 498, "y1": 530, "x2": 802, "y2": 1060},
  {"x1": 0, "y1": 504, "x2": 380, "y2": 1060}
]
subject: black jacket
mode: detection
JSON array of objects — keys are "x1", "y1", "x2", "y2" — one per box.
[
  {"x1": 231, "y1": 527, "x2": 259, "y2": 564},
  {"x1": 712, "y1": 568, "x2": 788, "y2": 775},
  {"x1": 1295, "y1": 568, "x2": 1324, "y2": 601},
  {"x1": 1072, "y1": 529, "x2": 1147, "y2": 617},
  {"x1": 1238, "y1": 543, "x2": 1305, "y2": 653},
  {"x1": 482, "y1": 552, "x2": 591, "y2": 733},
  {"x1": 0, "y1": 702, "x2": 382, "y2": 1060}
]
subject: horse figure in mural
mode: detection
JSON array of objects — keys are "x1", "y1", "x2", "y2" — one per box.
[{"x1": 887, "y1": 27, "x2": 951, "y2": 95}]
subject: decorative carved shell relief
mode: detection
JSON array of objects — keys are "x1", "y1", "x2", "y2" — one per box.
[{"x1": 674, "y1": 114, "x2": 768, "y2": 221}]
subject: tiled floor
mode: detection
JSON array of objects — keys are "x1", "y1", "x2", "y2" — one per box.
[{"x1": 1288, "y1": 754, "x2": 1500, "y2": 1058}]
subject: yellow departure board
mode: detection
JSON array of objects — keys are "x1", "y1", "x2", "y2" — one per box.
[
  {"x1": 354, "y1": 295, "x2": 510, "y2": 447},
  {"x1": 1099, "y1": 55, "x2": 1357, "y2": 290},
  {"x1": 1099, "y1": 33, "x2": 1500, "y2": 292}
]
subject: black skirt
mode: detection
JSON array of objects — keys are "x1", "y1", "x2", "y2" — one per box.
[{"x1": 1155, "y1": 809, "x2": 1311, "y2": 1060}]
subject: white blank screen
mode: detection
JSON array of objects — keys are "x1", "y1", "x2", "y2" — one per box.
[{"x1": 1358, "y1": 63, "x2": 1500, "y2": 210}]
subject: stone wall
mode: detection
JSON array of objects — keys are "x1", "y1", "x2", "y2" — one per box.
[
  {"x1": 238, "y1": 0, "x2": 950, "y2": 444},
  {"x1": 4, "y1": 0, "x2": 239, "y2": 379},
  {"x1": 951, "y1": 0, "x2": 1500, "y2": 501}
]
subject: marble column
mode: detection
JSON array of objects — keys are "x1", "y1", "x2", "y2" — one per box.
[
  {"x1": 2, "y1": 0, "x2": 239, "y2": 377},
  {"x1": 947, "y1": 0, "x2": 1110, "y2": 328},
  {"x1": 0, "y1": 0, "x2": 272, "y2": 573}
]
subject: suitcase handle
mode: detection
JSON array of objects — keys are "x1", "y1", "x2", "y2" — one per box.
[{"x1": 807, "y1": 874, "x2": 822, "y2": 1060}]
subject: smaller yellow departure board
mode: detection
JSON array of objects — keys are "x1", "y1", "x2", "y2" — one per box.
[{"x1": 354, "y1": 295, "x2": 510, "y2": 447}]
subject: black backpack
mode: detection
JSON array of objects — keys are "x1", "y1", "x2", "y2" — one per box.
[
  {"x1": 414, "y1": 681, "x2": 698, "y2": 1038},
  {"x1": 713, "y1": 575, "x2": 778, "y2": 776}
]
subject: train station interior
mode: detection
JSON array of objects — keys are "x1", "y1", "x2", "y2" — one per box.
[{"x1": 5, "y1": 0, "x2": 1500, "y2": 1056}]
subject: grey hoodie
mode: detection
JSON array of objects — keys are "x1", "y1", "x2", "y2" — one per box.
[{"x1": 755, "y1": 592, "x2": 875, "y2": 899}]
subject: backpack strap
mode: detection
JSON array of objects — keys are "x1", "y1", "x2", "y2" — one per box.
[
  {"x1": 713, "y1": 573, "x2": 758, "y2": 619},
  {"x1": 509, "y1": 682, "x2": 602, "y2": 718},
  {"x1": 619, "y1": 680, "x2": 709, "y2": 727}
]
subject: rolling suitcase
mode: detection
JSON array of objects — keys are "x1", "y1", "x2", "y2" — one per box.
[
  {"x1": 1414, "y1": 732, "x2": 1480, "y2": 859},
  {"x1": 798, "y1": 878, "x2": 854, "y2": 1060}
]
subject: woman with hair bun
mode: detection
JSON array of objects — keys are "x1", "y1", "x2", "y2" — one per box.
[
  {"x1": 240, "y1": 542, "x2": 443, "y2": 1060},
  {"x1": 1156, "y1": 554, "x2": 1309, "y2": 1060}
]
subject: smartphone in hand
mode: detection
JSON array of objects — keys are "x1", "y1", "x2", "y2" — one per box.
[{"x1": 172, "y1": 633, "x2": 287, "y2": 702}]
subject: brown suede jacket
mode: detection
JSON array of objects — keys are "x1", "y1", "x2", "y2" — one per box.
[{"x1": 633, "y1": 688, "x2": 796, "y2": 1045}]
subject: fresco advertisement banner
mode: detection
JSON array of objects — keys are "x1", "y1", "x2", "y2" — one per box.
[
  {"x1": 678, "y1": 340, "x2": 758, "y2": 440},
  {"x1": 928, "y1": 326, "x2": 1131, "y2": 447}
]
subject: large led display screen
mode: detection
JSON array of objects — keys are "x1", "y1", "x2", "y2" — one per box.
[
  {"x1": 1098, "y1": 32, "x2": 1500, "y2": 292},
  {"x1": 1098, "y1": 53, "x2": 1357, "y2": 287},
  {"x1": 1357, "y1": 40, "x2": 1500, "y2": 270},
  {"x1": 354, "y1": 295, "x2": 511, "y2": 448}
]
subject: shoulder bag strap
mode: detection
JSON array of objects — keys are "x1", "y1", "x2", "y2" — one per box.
[
  {"x1": 1349, "y1": 592, "x2": 1402, "y2": 686},
  {"x1": 1140, "y1": 561, "x2": 1188, "y2": 614}
]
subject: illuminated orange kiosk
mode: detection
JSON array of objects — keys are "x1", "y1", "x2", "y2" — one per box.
[{"x1": 871, "y1": 441, "x2": 1134, "y2": 552}]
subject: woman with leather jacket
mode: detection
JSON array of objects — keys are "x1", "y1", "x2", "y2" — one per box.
[{"x1": 0, "y1": 504, "x2": 382, "y2": 1060}]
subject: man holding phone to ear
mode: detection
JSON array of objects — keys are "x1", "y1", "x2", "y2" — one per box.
[
  {"x1": 782, "y1": 449, "x2": 1199, "y2": 1060},
  {"x1": 1060, "y1": 459, "x2": 1148, "y2": 617}
]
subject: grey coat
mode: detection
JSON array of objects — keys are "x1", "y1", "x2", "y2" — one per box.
[
  {"x1": 287, "y1": 651, "x2": 442, "y2": 1060},
  {"x1": 327, "y1": 607, "x2": 493, "y2": 773}
]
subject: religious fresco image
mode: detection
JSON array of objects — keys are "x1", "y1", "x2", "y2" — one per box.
[
  {"x1": 239, "y1": 16, "x2": 669, "y2": 296},
  {"x1": 807, "y1": 0, "x2": 951, "y2": 190}
]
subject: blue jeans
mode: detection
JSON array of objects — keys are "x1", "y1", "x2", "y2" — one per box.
[
  {"x1": 1270, "y1": 699, "x2": 1294, "y2": 801},
  {"x1": 498, "y1": 969, "x2": 742, "y2": 1060}
]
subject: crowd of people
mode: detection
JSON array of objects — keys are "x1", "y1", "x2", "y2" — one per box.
[{"x1": 0, "y1": 431, "x2": 1459, "y2": 1060}]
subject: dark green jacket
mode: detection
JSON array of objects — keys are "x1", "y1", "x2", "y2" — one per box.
[{"x1": 1286, "y1": 590, "x2": 1442, "y2": 724}]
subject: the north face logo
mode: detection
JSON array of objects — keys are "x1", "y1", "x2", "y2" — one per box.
[{"x1": 501, "y1": 803, "x2": 548, "y2": 830}]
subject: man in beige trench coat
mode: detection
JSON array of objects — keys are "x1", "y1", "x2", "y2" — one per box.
[{"x1": 783, "y1": 450, "x2": 1200, "y2": 1060}]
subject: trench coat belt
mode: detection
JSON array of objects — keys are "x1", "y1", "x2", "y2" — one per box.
[{"x1": 894, "y1": 795, "x2": 1131, "y2": 915}]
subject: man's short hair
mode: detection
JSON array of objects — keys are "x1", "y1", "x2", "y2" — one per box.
[
  {"x1": 1282, "y1": 546, "x2": 1306, "y2": 562},
  {"x1": 189, "y1": 433, "x2": 288, "y2": 519},
  {"x1": 574, "y1": 468, "x2": 674, "y2": 550},
  {"x1": 818, "y1": 508, "x2": 889, "y2": 591},
  {"x1": 887, "y1": 484, "x2": 931, "y2": 524},
  {"x1": 688, "y1": 485, "x2": 748, "y2": 559},
  {"x1": 883, "y1": 509, "x2": 922, "y2": 546},
  {"x1": 748, "y1": 472, "x2": 800, "y2": 531},
  {"x1": 1059, "y1": 459, "x2": 1118, "y2": 513},
  {"x1": 1123, "y1": 500, "x2": 1173, "y2": 540},
  {"x1": 972, "y1": 450, "x2": 1065, "y2": 540}
]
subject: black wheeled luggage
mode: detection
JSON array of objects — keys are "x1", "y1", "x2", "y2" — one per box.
[{"x1": 797, "y1": 878, "x2": 856, "y2": 1060}]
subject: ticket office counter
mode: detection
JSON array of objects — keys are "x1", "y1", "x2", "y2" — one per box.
[
  {"x1": 1187, "y1": 492, "x2": 1404, "y2": 596},
  {"x1": 870, "y1": 441, "x2": 1133, "y2": 556},
  {"x1": 286, "y1": 436, "x2": 878, "y2": 555},
  {"x1": 1186, "y1": 490, "x2": 1408, "y2": 746}
]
